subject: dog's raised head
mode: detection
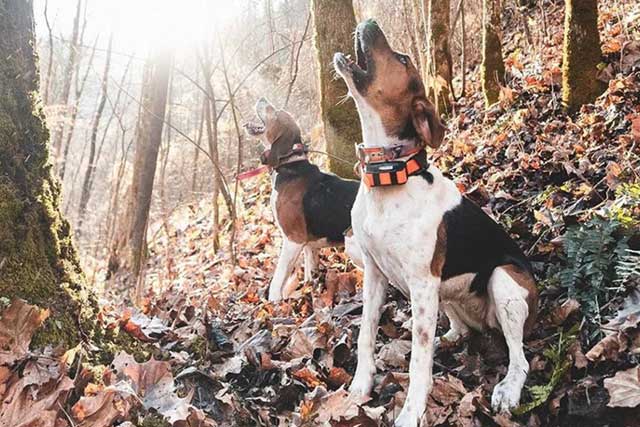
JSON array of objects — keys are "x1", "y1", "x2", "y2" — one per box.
[
  {"x1": 244, "y1": 97, "x2": 303, "y2": 168},
  {"x1": 333, "y1": 19, "x2": 445, "y2": 149}
]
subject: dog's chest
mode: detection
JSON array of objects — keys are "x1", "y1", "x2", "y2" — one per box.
[
  {"x1": 270, "y1": 172, "x2": 309, "y2": 243},
  {"x1": 353, "y1": 172, "x2": 462, "y2": 287}
]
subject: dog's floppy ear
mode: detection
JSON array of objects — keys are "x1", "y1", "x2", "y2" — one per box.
[{"x1": 411, "y1": 97, "x2": 445, "y2": 149}]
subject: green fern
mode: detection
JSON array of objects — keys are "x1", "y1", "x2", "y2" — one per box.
[
  {"x1": 558, "y1": 216, "x2": 633, "y2": 339},
  {"x1": 615, "y1": 249, "x2": 640, "y2": 285}
]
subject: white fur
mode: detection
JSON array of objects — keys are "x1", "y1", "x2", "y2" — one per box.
[
  {"x1": 269, "y1": 238, "x2": 303, "y2": 301},
  {"x1": 488, "y1": 267, "x2": 530, "y2": 412},
  {"x1": 336, "y1": 58, "x2": 531, "y2": 425}
]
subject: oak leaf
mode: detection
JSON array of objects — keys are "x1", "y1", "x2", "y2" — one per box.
[
  {"x1": 0, "y1": 300, "x2": 49, "y2": 366},
  {"x1": 604, "y1": 367, "x2": 640, "y2": 408}
]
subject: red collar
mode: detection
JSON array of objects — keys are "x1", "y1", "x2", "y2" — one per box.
[{"x1": 260, "y1": 142, "x2": 308, "y2": 169}]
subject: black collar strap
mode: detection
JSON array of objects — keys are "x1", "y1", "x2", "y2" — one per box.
[{"x1": 361, "y1": 149, "x2": 429, "y2": 188}]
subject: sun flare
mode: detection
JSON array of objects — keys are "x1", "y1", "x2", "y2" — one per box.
[{"x1": 39, "y1": 0, "x2": 245, "y2": 54}]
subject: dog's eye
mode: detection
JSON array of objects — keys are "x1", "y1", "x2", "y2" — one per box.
[{"x1": 396, "y1": 53, "x2": 408, "y2": 66}]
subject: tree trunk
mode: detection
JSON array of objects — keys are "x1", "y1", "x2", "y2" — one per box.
[
  {"x1": 481, "y1": 0, "x2": 505, "y2": 107},
  {"x1": 59, "y1": 36, "x2": 97, "y2": 181},
  {"x1": 0, "y1": 0, "x2": 96, "y2": 348},
  {"x1": 77, "y1": 35, "x2": 113, "y2": 231},
  {"x1": 427, "y1": 0, "x2": 452, "y2": 114},
  {"x1": 52, "y1": 0, "x2": 82, "y2": 160},
  {"x1": 42, "y1": 0, "x2": 55, "y2": 105},
  {"x1": 191, "y1": 98, "x2": 205, "y2": 194},
  {"x1": 561, "y1": 0, "x2": 603, "y2": 112},
  {"x1": 411, "y1": 0, "x2": 429, "y2": 80},
  {"x1": 311, "y1": 0, "x2": 361, "y2": 179},
  {"x1": 111, "y1": 48, "x2": 172, "y2": 278}
]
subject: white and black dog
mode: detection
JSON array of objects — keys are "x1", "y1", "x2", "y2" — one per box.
[
  {"x1": 245, "y1": 98, "x2": 363, "y2": 301},
  {"x1": 333, "y1": 20, "x2": 538, "y2": 426}
]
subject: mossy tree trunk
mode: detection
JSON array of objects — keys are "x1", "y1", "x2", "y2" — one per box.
[
  {"x1": 481, "y1": 0, "x2": 505, "y2": 107},
  {"x1": 110, "y1": 48, "x2": 172, "y2": 280},
  {"x1": 561, "y1": 0, "x2": 603, "y2": 112},
  {"x1": 311, "y1": 0, "x2": 361, "y2": 179},
  {"x1": 427, "y1": 0, "x2": 452, "y2": 114},
  {"x1": 0, "y1": 0, "x2": 96, "y2": 348}
]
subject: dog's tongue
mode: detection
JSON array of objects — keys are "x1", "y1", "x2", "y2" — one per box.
[{"x1": 260, "y1": 149, "x2": 271, "y2": 165}]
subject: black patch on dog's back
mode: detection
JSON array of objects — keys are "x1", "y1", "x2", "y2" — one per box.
[
  {"x1": 303, "y1": 174, "x2": 359, "y2": 243},
  {"x1": 274, "y1": 161, "x2": 359, "y2": 243},
  {"x1": 441, "y1": 197, "x2": 532, "y2": 294}
]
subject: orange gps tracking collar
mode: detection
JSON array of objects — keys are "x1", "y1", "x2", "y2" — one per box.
[
  {"x1": 356, "y1": 141, "x2": 430, "y2": 188},
  {"x1": 361, "y1": 153, "x2": 428, "y2": 187}
]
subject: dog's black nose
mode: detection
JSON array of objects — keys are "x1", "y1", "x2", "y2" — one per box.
[{"x1": 362, "y1": 18, "x2": 378, "y2": 28}]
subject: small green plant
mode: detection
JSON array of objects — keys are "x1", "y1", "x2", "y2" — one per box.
[
  {"x1": 513, "y1": 326, "x2": 578, "y2": 415},
  {"x1": 610, "y1": 183, "x2": 640, "y2": 228},
  {"x1": 558, "y1": 215, "x2": 636, "y2": 339}
]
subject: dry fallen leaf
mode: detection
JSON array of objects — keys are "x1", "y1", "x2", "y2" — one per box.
[
  {"x1": 0, "y1": 373, "x2": 73, "y2": 427},
  {"x1": 71, "y1": 383, "x2": 134, "y2": 427},
  {"x1": 110, "y1": 352, "x2": 193, "y2": 424},
  {"x1": 0, "y1": 299, "x2": 49, "y2": 366},
  {"x1": 306, "y1": 386, "x2": 370, "y2": 423},
  {"x1": 604, "y1": 366, "x2": 640, "y2": 408},
  {"x1": 586, "y1": 332, "x2": 628, "y2": 362}
]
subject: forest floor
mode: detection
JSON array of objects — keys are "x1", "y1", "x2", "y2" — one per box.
[{"x1": 2, "y1": 1, "x2": 640, "y2": 426}]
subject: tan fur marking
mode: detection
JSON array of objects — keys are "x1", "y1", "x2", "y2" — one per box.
[
  {"x1": 275, "y1": 177, "x2": 311, "y2": 243},
  {"x1": 365, "y1": 47, "x2": 423, "y2": 137},
  {"x1": 501, "y1": 264, "x2": 539, "y2": 336},
  {"x1": 420, "y1": 331, "x2": 430, "y2": 346},
  {"x1": 355, "y1": 32, "x2": 444, "y2": 146},
  {"x1": 430, "y1": 220, "x2": 447, "y2": 277}
]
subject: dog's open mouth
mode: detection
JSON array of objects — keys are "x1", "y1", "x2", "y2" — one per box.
[
  {"x1": 335, "y1": 30, "x2": 369, "y2": 75},
  {"x1": 355, "y1": 31, "x2": 368, "y2": 72},
  {"x1": 244, "y1": 120, "x2": 265, "y2": 136}
]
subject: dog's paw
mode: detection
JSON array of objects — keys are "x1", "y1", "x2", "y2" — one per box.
[
  {"x1": 491, "y1": 378, "x2": 522, "y2": 413},
  {"x1": 349, "y1": 371, "x2": 374, "y2": 398},
  {"x1": 394, "y1": 408, "x2": 419, "y2": 427},
  {"x1": 267, "y1": 291, "x2": 283, "y2": 302}
]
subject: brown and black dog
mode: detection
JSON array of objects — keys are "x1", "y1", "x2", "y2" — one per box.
[
  {"x1": 245, "y1": 98, "x2": 363, "y2": 301},
  {"x1": 334, "y1": 20, "x2": 538, "y2": 426}
]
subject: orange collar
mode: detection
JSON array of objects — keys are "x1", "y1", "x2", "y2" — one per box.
[{"x1": 357, "y1": 149, "x2": 430, "y2": 188}]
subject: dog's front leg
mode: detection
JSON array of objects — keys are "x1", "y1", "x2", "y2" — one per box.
[
  {"x1": 396, "y1": 277, "x2": 440, "y2": 427},
  {"x1": 303, "y1": 246, "x2": 318, "y2": 282},
  {"x1": 269, "y1": 239, "x2": 303, "y2": 301},
  {"x1": 350, "y1": 256, "x2": 387, "y2": 397}
]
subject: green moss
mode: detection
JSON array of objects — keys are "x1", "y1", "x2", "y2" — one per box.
[
  {"x1": 427, "y1": 0, "x2": 452, "y2": 114},
  {"x1": 91, "y1": 325, "x2": 153, "y2": 365},
  {"x1": 561, "y1": 0, "x2": 604, "y2": 112},
  {"x1": 0, "y1": 1, "x2": 97, "y2": 349},
  {"x1": 312, "y1": 0, "x2": 360, "y2": 179},
  {"x1": 324, "y1": 105, "x2": 360, "y2": 179},
  {"x1": 189, "y1": 335, "x2": 207, "y2": 360},
  {"x1": 481, "y1": 0, "x2": 506, "y2": 107},
  {"x1": 140, "y1": 413, "x2": 171, "y2": 427}
]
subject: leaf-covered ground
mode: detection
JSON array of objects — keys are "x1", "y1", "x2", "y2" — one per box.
[{"x1": 2, "y1": 1, "x2": 640, "y2": 426}]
